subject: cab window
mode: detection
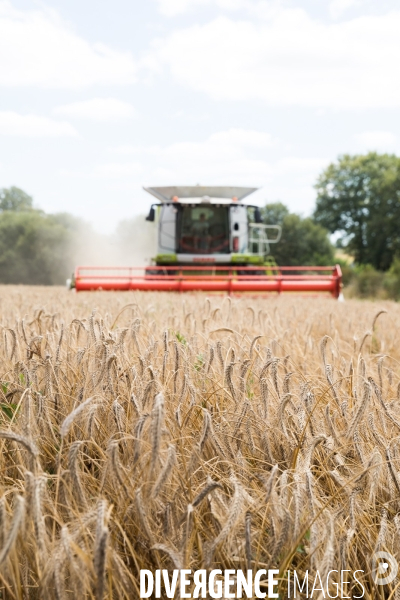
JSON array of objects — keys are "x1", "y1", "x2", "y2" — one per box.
[{"x1": 178, "y1": 206, "x2": 230, "y2": 254}]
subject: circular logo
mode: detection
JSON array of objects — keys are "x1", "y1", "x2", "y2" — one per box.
[{"x1": 372, "y1": 551, "x2": 398, "y2": 585}]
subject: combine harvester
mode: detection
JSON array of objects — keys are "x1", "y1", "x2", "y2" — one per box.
[{"x1": 72, "y1": 186, "x2": 342, "y2": 297}]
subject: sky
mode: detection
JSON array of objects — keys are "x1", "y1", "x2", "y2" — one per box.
[{"x1": 1, "y1": 0, "x2": 400, "y2": 233}]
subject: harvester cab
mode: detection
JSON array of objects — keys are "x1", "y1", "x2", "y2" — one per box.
[
  {"x1": 143, "y1": 186, "x2": 281, "y2": 269},
  {"x1": 72, "y1": 185, "x2": 342, "y2": 296}
]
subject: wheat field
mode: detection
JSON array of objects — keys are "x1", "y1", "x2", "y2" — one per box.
[{"x1": 0, "y1": 286, "x2": 399, "y2": 598}]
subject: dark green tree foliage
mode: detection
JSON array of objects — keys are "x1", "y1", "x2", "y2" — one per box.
[
  {"x1": 0, "y1": 211, "x2": 74, "y2": 285},
  {"x1": 261, "y1": 202, "x2": 289, "y2": 225},
  {"x1": 313, "y1": 153, "x2": 400, "y2": 270},
  {"x1": 262, "y1": 203, "x2": 334, "y2": 266},
  {"x1": 384, "y1": 258, "x2": 400, "y2": 299},
  {"x1": 0, "y1": 187, "x2": 86, "y2": 285},
  {"x1": 0, "y1": 187, "x2": 34, "y2": 212}
]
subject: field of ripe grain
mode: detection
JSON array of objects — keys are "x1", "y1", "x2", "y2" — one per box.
[{"x1": 0, "y1": 286, "x2": 400, "y2": 599}]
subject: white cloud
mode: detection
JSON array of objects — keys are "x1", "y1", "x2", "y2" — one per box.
[
  {"x1": 0, "y1": 111, "x2": 78, "y2": 137},
  {"x1": 201, "y1": 128, "x2": 274, "y2": 148},
  {"x1": 53, "y1": 98, "x2": 136, "y2": 121},
  {"x1": 155, "y1": 0, "x2": 283, "y2": 17},
  {"x1": 58, "y1": 129, "x2": 326, "y2": 229},
  {"x1": 329, "y1": 0, "x2": 360, "y2": 19},
  {"x1": 156, "y1": 0, "x2": 246, "y2": 16},
  {"x1": 109, "y1": 128, "x2": 277, "y2": 181},
  {"x1": 149, "y1": 9, "x2": 400, "y2": 108},
  {"x1": 354, "y1": 130, "x2": 397, "y2": 151},
  {"x1": 0, "y1": 1, "x2": 136, "y2": 87},
  {"x1": 92, "y1": 162, "x2": 143, "y2": 178},
  {"x1": 273, "y1": 157, "x2": 328, "y2": 176},
  {"x1": 157, "y1": 0, "x2": 206, "y2": 16},
  {"x1": 60, "y1": 161, "x2": 143, "y2": 179},
  {"x1": 102, "y1": 129, "x2": 326, "y2": 213}
]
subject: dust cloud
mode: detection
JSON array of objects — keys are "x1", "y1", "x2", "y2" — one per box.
[{"x1": 69, "y1": 215, "x2": 157, "y2": 269}]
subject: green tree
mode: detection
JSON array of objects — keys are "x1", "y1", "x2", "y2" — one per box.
[
  {"x1": 0, "y1": 211, "x2": 74, "y2": 285},
  {"x1": 384, "y1": 257, "x2": 400, "y2": 300},
  {"x1": 313, "y1": 153, "x2": 400, "y2": 270},
  {"x1": 0, "y1": 187, "x2": 34, "y2": 212},
  {"x1": 261, "y1": 202, "x2": 289, "y2": 225},
  {"x1": 262, "y1": 203, "x2": 334, "y2": 266}
]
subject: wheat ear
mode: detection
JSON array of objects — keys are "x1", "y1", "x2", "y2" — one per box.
[
  {"x1": 151, "y1": 444, "x2": 176, "y2": 499},
  {"x1": 269, "y1": 508, "x2": 290, "y2": 568},
  {"x1": 60, "y1": 396, "x2": 96, "y2": 438},
  {"x1": 68, "y1": 441, "x2": 87, "y2": 508},
  {"x1": 193, "y1": 479, "x2": 222, "y2": 507},
  {"x1": 150, "y1": 392, "x2": 165, "y2": 476},
  {"x1": 346, "y1": 381, "x2": 371, "y2": 439},
  {"x1": 94, "y1": 525, "x2": 109, "y2": 600},
  {"x1": 0, "y1": 430, "x2": 39, "y2": 457},
  {"x1": 0, "y1": 495, "x2": 25, "y2": 565},
  {"x1": 133, "y1": 414, "x2": 148, "y2": 464},
  {"x1": 211, "y1": 476, "x2": 243, "y2": 550},
  {"x1": 134, "y1": 488, "x2": 155, "y2": 544},
  {"x1": 152, "y1": 544, "x2": 182, "y2": 569}
]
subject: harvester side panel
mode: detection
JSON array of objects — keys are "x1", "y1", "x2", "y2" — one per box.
[{"x1": 158, "y1": 204, "x2": 177, "y2": 253}]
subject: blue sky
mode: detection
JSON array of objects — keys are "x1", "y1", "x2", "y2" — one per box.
[{"x1": 1, "y1": 0, "x2": 399, "y2": 232}]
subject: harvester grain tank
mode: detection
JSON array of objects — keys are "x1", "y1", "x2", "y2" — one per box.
[{"x1": 72, "y1": 186, "x2": 342, "y2": 296}]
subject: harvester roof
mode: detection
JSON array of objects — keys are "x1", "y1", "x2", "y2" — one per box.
[{"x1": 143, "y1": 186, "x2": 258, "y2": 204}]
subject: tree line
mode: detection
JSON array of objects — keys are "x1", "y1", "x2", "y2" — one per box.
[
  {"x1": 1, "y1": 151, "x2": 400, "y2": 287},
  {"x1": 0, "y1": 187, "x2": 81, "y2": 285},
  {"x1": 0, "y1": 187, "x2": 155, "y2": 285}
]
